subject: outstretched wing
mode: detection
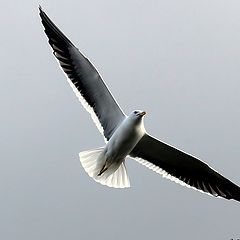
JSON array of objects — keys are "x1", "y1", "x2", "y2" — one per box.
[
  {"x1": 39, "y1": 7, "x2": 125, "y2": 141},
  {"x1": 130, "y1": 134, "x2": 240, "y2": 202}
]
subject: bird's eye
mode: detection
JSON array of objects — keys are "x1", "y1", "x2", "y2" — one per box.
[{"x1": 134, "y1": 111, "x2": 138, "y2": 114}]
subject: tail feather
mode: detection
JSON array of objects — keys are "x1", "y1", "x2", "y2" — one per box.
[
  {"x1": 79, "y1": 147, "x2": 104, "y2": 178},
  {"x1": 79, "y1": 147, "x2": 130, "y2": 188}
]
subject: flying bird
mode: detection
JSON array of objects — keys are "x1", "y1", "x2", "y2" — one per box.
[{"x1": 39, "y1": 7, "x2": 240, "y2": 202}]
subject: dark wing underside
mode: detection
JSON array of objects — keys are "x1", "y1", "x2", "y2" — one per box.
[
  {"x1": 39, "y1": 7, "x2": 125, "y2": 141},
  {"x1": 130, "y1": 134, "x2": 240, "y2": 202}
]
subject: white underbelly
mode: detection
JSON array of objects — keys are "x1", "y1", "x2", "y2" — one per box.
[{"x1": 105, "y1": 120, "x2": 145, "y2": 161}]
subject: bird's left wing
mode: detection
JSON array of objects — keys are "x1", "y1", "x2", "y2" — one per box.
[
  {"x1": 130, "y1": 134, "x2": 240, "y2": 202},
  {"x1": 39, "y1": 7, "x2": 125, "y2": 141}
]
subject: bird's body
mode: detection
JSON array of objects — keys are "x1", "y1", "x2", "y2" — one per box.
[
  {"x1": 80, "y1": 111, "x2": 146, "y2": 187},
  {"x1": 39, "y1": 7, "x2": 240, "y2": 201},
  {"x1": 106, "y1": 111, "x2": 146, "y2": 163}
]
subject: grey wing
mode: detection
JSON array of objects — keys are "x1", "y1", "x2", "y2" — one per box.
[
  {"x1": 130, "y1": 134, "x2": 240, "y2": 202},
  {"x1": 39, "y1": 7, "x2": 125, "y2": 141}
]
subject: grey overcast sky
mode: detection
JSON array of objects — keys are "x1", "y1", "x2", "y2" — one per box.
[{"x1": 1, "y1": 0, "x2": 240, "y2": 239}]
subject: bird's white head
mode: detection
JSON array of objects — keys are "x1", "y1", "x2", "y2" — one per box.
[
  {"x1": 129, "y1": 110, "x2": 146, "y2": 121},
  {"x1": 129, "y1": 110, "x2": 146, "y2": 133}
]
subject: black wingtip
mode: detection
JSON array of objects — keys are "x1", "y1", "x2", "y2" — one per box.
[
  {"x1": 38, "y1": 5, "x2": 43, "y2": 14},
  {"x1": 39, "y1": 6, "x2": 73, "y2": 47},
  {"x1": 38, "y1": 5, "x2": 45, "y2": 20}
]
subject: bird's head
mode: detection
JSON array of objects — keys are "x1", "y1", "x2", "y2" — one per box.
[
  {"x1": 130, "y1": 110, "x2": 146, "y2": 121},
  {"x1": 129, "y1": 110, "x2": 146, "y2": 133}
]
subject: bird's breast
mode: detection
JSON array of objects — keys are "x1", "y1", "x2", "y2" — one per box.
[{"x1": 106, "y1": 119, "x2": 145, "y2": 160}]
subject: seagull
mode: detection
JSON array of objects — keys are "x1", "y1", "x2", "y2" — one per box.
[{"x1": 39, "y1": 7, "x2": 240, "y2": 202}]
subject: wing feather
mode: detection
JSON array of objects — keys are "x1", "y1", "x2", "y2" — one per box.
[
  {"x1": 39, "y1": 7, "x2": 125, "y2": 141},
  {"x1": 130, "y1": 134, "x2": 240, "y2": 202}
]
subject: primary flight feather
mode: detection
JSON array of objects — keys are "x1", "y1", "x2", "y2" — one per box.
[{"x1": 39, "y1": 7, "x2": 240, "y2": 201}]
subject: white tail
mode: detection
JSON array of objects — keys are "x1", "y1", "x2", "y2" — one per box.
[{"x1": 79, "y1": 147, "x2": 130, "y2": 188}]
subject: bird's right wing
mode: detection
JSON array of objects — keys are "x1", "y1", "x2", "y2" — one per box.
[
  {"x1": 39, "y1": 7, "x2": 125, "y2": 141},
  {"x1": 130, "y1": 134, "x2": 240, "y2": 202}
]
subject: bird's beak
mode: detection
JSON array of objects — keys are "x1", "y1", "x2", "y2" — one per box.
[{"x1": 138, "y1": 111, "x2": 146, "y2": 117}]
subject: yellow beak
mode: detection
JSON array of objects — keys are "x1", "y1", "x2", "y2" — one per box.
[{"x1": 138, "y1": 111, "x2": 146, "y2": 117}]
